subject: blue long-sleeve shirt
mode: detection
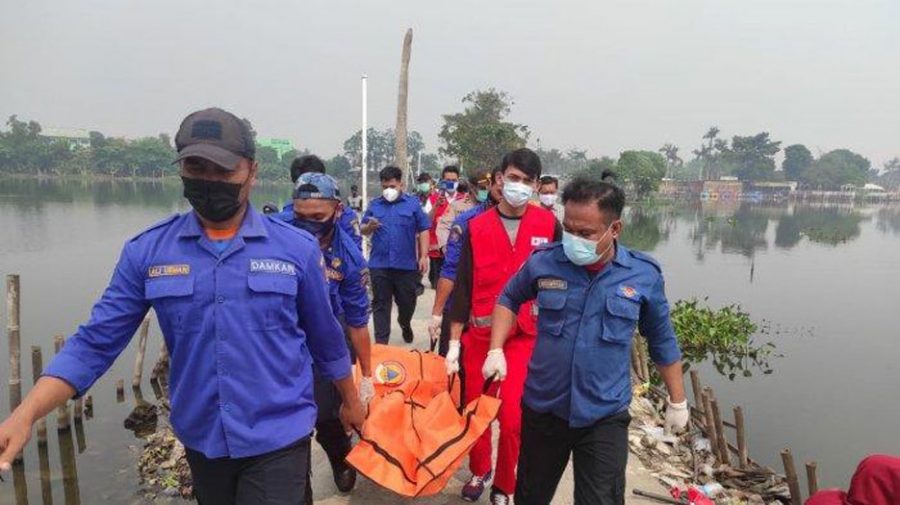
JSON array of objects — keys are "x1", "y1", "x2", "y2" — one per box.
[
  {"x1": 498, "y1": 242, "x2": 681, "y2": 427},
  {"x1": 45, "y1": 206, "x2": 350, "y2": 458}
]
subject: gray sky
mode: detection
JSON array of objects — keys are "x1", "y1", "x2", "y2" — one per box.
[{"x1": 2, "y1": 0, "x2": 898, "y2": 166}]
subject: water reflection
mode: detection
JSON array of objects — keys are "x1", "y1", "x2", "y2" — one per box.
[
  {"x1": 13, "y1": 461, "x2": 28, "y2": 504},
  {"x1": 619, "y1": 206, "x2": 669, "y2": 252},
  {"x1": 876, "y1": 206, "x2": 900, "y2": 236},
  {"x1": 776, "y1": 206, "x2": 866, "y2": 247}
]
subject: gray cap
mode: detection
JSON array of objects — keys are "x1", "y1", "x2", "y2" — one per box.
[{"x1": 173, "y1": 108, "x2": 256, "y2": 170}]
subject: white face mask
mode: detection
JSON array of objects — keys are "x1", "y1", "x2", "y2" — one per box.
[
  {"x1": 382, "y1": 187, "x2": 400, "y2": 202},
  {"x1": 539, "y1": 193, "x2": 558, "y2": 207},
  {"x1": 502, "y1": 181, "x2": 533, "y2": 208}
]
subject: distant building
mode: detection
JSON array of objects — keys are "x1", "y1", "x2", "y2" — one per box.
[
  {"x1": 257, "y1": 137, "x2": 295, "y2": 158},
  {"x1": 41, "y1": 127, "x2": 91, "y2": 150}
]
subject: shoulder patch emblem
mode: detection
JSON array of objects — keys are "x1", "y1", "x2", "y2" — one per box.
[
  {"x1": 538, "y1": 278, "x2": 567, "y2": 290},
  {"x1": 250, "y1": 259, "x2": 297, "y2": 276},
  {"x1": 325, "y1": 268, "x2": 344, "y2": 282},
  {"x1": 148, "y1": 264, "x2": 190, "y2": 278}
]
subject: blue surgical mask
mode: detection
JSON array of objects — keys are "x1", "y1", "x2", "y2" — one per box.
[
  {"x1": 476, "y1": 189, "x2": 489, "y2": 202},
  {"x1": 293, "y1": 217, "x2": 335, "y2": 239},
  {"x1": 441, "y1": 180, "x2": 458, "y2": 192},
  {"x1": 562, "y1": 224, "x2": 617, "y2": 266},
  {"x1": 502, "y1": 181, "x2": 533, "y2": 208}
]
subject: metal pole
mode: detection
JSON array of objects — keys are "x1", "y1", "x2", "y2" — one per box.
[{"x1": 361, "y1": 74, "x2": 368, "y2": 207}]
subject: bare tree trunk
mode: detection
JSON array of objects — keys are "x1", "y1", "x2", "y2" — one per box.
[{"x1": 394, "y1": 28, "x2": 413, "y2": 177}]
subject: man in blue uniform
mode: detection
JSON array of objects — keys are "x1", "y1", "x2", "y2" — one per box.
[
  {"x1": 280, "y1": 154, "x2": 363, "y2": 251},
  {"x1": 0, "y1": 108, "x2": 366, "y2": 505},
  {"x1": 428, "y1": 165, "x2": 503, "y2": 356},
  {"x1": 483, "y1": 176, "x2": 689, "y2": 505},
  {"x1": 360, "y1": 166, "x2": 430, "y2": 344},
  {"x1": 290, "y1": 172, "x2": 374, "y2": 500}
]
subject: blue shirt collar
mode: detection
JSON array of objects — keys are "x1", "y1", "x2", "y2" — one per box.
[{"x1": 178, "y1": 204, "x2": 268, "y2": 239}]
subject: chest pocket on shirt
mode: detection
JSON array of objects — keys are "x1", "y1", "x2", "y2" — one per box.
[
  {"x1": 247, "y1": 275, "x2": 298, "y2": 331},
  {"x1": 602, "y1": 294, "x2": 640, "y2": 344},
  {"x1": 145, "y1": 277, "x2": 195, "y2": 335},
  {"x1": 536, "y1": 289, "x2": 567, "y2": 336}
]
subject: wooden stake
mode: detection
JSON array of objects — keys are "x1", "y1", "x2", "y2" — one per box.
[
  {"x1": 38, "y1": 438, "x2": 53, "y2": 505},
  {"x1": 132, "y1": 315, "x2": 151, "y2": 388},
  {"x1": 7, "y1": 275, "x2": 23, "y2": 412},
  {"x1": 701, "y1": 389, "x2": 719, "y2": 457},
  {"x1": 734, "y1": 406, "x2": 748, "y2": 468},
  {"x1": 73, "y1": 397, "x2": 83, "y2": 420},
  {"x1": 689, "y1": 370, "x2": 703, "y2": 413},
  {"x1": 116, "y1": 378, "x2": 125, "y2": 403},
  {"x1": 806, "y1": 461, "x2": 819, "y2": 496},
  {"x1": 710, "y1": 398, "x2": 730, "y2": 466},
  {"x1": 781, "y1": 449, "x2": 803, "y2": 505},
  {"x1": 54, "y1": 335, "x2": 70, "y2": 430},
  {"x1": 31, "y1": 345, "x2": 48, "y2": 444},
  {"x1": 638, "y1": 337, "x2": 651, "y2": 380},
  {"x1": 630, "y1": 340, "x2": 641, "y2": 380},
  {"x1": 84, "y1": 395, "x2": 93, "y2": 419}
]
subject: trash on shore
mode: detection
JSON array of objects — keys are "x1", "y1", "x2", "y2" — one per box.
[{"x1": 628, "y1": 391, "x2": 791, "y2": 505}]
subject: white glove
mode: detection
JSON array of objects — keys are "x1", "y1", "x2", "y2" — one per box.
[
  {"x1": 428, "y1": 314, "x2": 443, "y2": 342},
  {"x1": 482, "y1": 348, "x2": 507, "y2": 381},
  {"x1": 664, "y1": 397, "x2": 689, "y2": 435},
  {"x1": 359, "y1": 376, "x2": 375, "y2": 408},
  {"x1": 445, "y1": 340, "x2": 460, "y2": 375}
]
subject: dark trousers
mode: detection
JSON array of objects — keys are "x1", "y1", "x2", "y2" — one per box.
[
  {"x1": 186, "y1": 437, "x2": 311, "y2": 505},
  {"x1": 515, "y1": 406, "x2": 631, "y2": 505},
  {"x1": 371, "y1": 268, "x2": 419, "y2": 344},
  {"x1": 428, "y1": 256, "x2": 443, "y2": 289}
]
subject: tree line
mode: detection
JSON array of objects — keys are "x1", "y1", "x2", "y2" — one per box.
[{"x1": 3, "y1": 92, "x2": 898, "y2": 192}]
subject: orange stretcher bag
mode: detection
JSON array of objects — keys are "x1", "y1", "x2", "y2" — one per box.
[{"x1": 347, "y1": 344, "x2": 501, "y2": 497}]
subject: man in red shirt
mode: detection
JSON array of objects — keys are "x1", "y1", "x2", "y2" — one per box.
[{"x1": 445, "y1": 149, "x2": 561, "y2": 504}]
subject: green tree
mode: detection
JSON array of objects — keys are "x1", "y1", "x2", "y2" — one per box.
[
  {"x1": 801, "y1": 149, "x2": 870, "y2": 189},
  {"x1": 659, "y1": 143, "x2": 682, "y2": 177},
  {"x1": 726, "y1": 132, "x2": 781, "y2": 182},
  {"x1": 782, "y1": 144, "x2": 813, "y2": 182},
  {"x1": 439, "y1": 89, "x2": 529, "y2": 169},
  {"x1": 616, "y1": 150, "x2": 667, "y2": 199},
  {"x1": 576, "y1": 156, "x2": 617, "y2": 181}
]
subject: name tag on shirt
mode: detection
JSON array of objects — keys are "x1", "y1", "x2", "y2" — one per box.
[
  {"x1": 538, "y1": 278, "x2": 567, "y2": 290},
  {"x1": 148, "y1": 264, "x2": 190, "y2": 278},
  {"x1": 250, "y1": 259, "x2": 297, "y2": 276}
]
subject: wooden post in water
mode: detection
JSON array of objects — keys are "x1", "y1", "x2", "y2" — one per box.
[
  {"x1": 116, "y1": 378, "x2": 125, "y2": 403},
  {"x1": 806, "y1": 461, "x2": 819, "y2": 496},
  {"x1": 630, "y1": 340, "x2": 641, "y2": 380},
  {"x1": 710, "y1": 398, "x2": 730, "y2": 466},
  {"x1": 38, "y1": 438, "x2": 53, "y2": 505},
  {"x1": 734, "y1": 406, "x2": 748, "y2": 468},
  {"x1": 132, "y1": 314, "x2": 151, "y2": 388},
  {"x1": 54, "y1": 335, "x2": 71, "y2": 430},
  {"x1": 84, "y1": 395, "x2": 93, "y2": 419},
  {"x1": 689, "y1": 370, "x2": 703, "y2": 414},
  {"x1": 638, "y1": 337, "x2": 651, "y2": 380},
  {"x1": 58, "y1": 419, "x2": 82, "y2": 504},
  {"x1": 781, "y1": 448, "x2": 803, "y2": 505},
  {"x1": 31, "y1": 345, "x2": 48, "y2": 444},
  {"x1": 7, "y1": 275, "x2": 23, "y2": 412},
  {"x1": 701, "y1": 389, "x2": 719, "y2": 458}
]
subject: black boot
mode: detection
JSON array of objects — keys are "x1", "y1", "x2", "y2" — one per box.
[{"x1": 402, "y1": 325, "x2": 414, "y2": 343}]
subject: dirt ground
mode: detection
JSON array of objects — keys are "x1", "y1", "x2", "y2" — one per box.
[{"x1": 309, "y1": 287, "x2": 668, "y2": 504}]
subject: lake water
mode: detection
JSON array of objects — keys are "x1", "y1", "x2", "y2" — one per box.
[{"x1": 1, "y1": 178, "x2": 899, "y2": 502}]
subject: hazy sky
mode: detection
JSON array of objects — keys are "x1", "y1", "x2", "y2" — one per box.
[{"x1": 2, "y1": 0, "x2": 898, "y2": 166}]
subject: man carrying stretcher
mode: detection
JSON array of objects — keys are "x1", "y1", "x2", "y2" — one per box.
[{"x1": 445, "y1": 148, "x2": 561, "y2": 504}]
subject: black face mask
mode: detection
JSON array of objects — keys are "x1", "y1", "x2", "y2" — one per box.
[
  {"x1": 293, "y1": 217, "x2": 335, "y2": 239},
  {"x1": 182, "y1": 176, "x2": 244, "y2": 222}
]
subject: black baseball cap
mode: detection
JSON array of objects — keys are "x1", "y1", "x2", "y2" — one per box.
[{"x1": 173, "y1": 107, "x2": 256, "y2": 171}]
